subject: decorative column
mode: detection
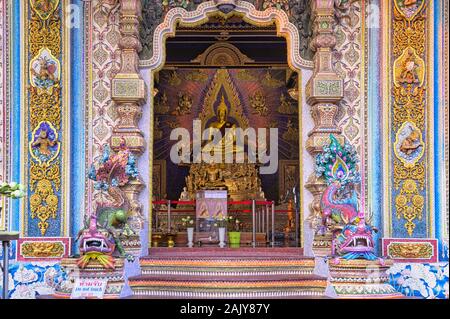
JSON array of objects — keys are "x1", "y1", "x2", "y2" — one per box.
[
  {"x1": 304, "y1": 0, "x2": 344, "y2": 257},
  {"x1": 111, "y1": 0, "x2": 147, "y2": 255}
]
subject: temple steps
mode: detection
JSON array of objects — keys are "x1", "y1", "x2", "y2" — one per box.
[{"x1": 129, "y1": 248, "x2": 328, "y2": 299}]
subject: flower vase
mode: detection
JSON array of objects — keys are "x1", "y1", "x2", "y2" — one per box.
[
  {"x1": 187, "y1": 227, "x2": 194, "y2": 248},
  {"x1": 218, "y1": 227, "x2": 226, "y2": 248}
]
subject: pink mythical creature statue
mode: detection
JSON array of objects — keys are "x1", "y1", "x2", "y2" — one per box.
[
  {"x1": 317, "y1": 135, "x2": 379, "y2": 261},
  {"x1": 76, "y1": 142, "x2": 139, "y2": 269}
]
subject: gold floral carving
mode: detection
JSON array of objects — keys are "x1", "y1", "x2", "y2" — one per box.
[
  {"x1": 392, "y1": 85, "x2": 425, "y2": 131},
  {"x1": 20, "y1": 241, "x2": 65, "y2": 258},
  {"x1": 393, "y1": 10, "x2": 425, "y2": 57},
  {"x1": 393, "y1": 161, "x2": 425, "y2": 189},
  {"x1": 387, "y1": 242, "x2": 433, "y2": 259},
  {"x1": 29, "y1": 162, "x2": 61, "y2": 235},
  {"x1": 395, "y1": 179, "x2": 424, "y2": 236},
  {"x1": 29, "y1": 88, "x2": 62, "y2": 129},
  {"x1": 27, "y1": 3, "x2": 62, "y2": 236},
  {"x1": 29, "y1": 13, "x2": 61, "y2": 57}
]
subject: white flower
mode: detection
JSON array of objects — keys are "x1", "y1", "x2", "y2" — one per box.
[
  {"x1": 402, "y1": 277, "x2": 429, "y2": 298},
  {"x1": 13, "y1": 265, "x2": 38, "y2": 284},
  {"x1": 386, "y1": 263, "x2": 407, "y2": 275},
  {"x1": 410, "y1": 264, "x2": 436, "y2": 289},
  {"x1": 12, "y1": 190, "x2": 25, "y2": 198},
  {"x1": 9, "y1": 182, "x2": 18, "y2": 189},
  {"x1": 0, "y1": 182, "x2": 8, "y2": 188},
  {"x1": 10, "y1": 284, "x2": 36, "y2": 299},
  {"x1": 18, "y1": 184, "x2": 26, "y2": 191}
]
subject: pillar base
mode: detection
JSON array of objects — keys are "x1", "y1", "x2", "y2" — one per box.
[
  {"x1": 53, "y1": 258, "x2": 125, "y2": 299},
  {"x1": 328, "y1": 258, "x2": 404, "y2": 299}
]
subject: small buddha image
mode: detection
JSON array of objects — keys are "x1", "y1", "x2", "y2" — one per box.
[
  {"x1": 174, "y1": 92, "x2": 192, "y2": 115},
  {"x1": 395, "y1": 122, "x2": 424, "y2": 166},
  {"x1": 398, "y1": 48, "x2": 419, "y2": 85},
  {"x1": 399, "y1": 128, "x2": 422, "y2": 156},
  {"x1": 179, "y1": 187, "x2": 190, "y2": 201},
  {"x1": 209, "y1": 95, "x2": 236, "y2": 135},
  {"x1": 396, "y1": 0, "x2": 424, "y2": 19},
  {"x1": 198, "y1": 201, "x2": 209, "y2": 219},
  {"x1": 213, "y1": 203, "x2": 224, "y2": 219},
  {"x1": 257, "y1": 186, "x2": 266, "y2": 200},
  {"x1": 404, "y1": 0, "x2": 418, "y2": 6}
]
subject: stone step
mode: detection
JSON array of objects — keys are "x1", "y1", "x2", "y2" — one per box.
[
  {"x1": 140, "y1": 248, "x2": 315, "y2": 276},
  {"x1": 128, "y1": 274, "x2": 328, "y2": 299},
  {"x1": 140, "y1": 259, "x2": 315, "y2": 276},
  {"x1": 132, "y1": 248, "x2": 325, "y2": 299}
]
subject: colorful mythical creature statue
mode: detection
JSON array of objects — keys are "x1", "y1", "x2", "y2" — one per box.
[
  {"x1": 76, "y1": 141, "x2": 139, "y2": 269},
  {"x1": 316, "y1": 135, "x2": 378, "y2": 261}
]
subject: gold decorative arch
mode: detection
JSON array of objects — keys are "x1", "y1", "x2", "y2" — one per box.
[
  {"x1": 191, "y1": 42, "x2": 255, "y2": 66},
  {"x1": 139, "y1": 0, "x2": 314, "y2": 71}
]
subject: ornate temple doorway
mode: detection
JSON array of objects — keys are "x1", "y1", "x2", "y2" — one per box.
[{"x1": 141, "y1": 2, "x2": 313, "y2": 249}]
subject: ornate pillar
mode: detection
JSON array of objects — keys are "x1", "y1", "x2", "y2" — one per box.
[
  {"x1": 305, "y1": 0, "x2": 344, "y2": 257},
  {"x1": 111, "y1": 0, "x2": 147, "y2": 255}
]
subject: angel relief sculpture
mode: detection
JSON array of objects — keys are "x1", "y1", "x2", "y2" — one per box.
[
  {"x1": 394, "y1": 47, "x2": 425, "y2": 87},
  {"x1": 30, "y1": 121, "x2": 60, "y2": 164},
  {"x1": 394, "y1": 122, "x2": 424, "y2": 167},
  {"x1": 30, "y1": 48, "x2": 60, "y2": 94}
]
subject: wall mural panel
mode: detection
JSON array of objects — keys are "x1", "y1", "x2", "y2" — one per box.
[
  {"x1": 25, "y1": 0, "x2": 62, "y2": 236},
  {"x1": 389, "y1": 0, "x2": 430, "y2": 239},
  {"x1": 21, "y1": 0, "x2": 70, "y2": 256},
  {"x1": 333, "y1": 0, "x2": 368, "y2": 214},
  {"x1": 85, "y1": 0, "x2": 121, "y2": 215}
]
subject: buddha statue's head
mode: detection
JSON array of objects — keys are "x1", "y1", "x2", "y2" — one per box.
[{"x1": 217, "y1": 96, "x2": 228, "y2": 122}]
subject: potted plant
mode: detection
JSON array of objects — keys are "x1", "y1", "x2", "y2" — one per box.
[
  {"x1": 1, "y1": 181, "x2": 26, "y2": 216},
  {"x1": 227, "y1": 216, "x2": 242, "y2": 248},
  {"x1": 180, "y1": 216, "x2": 195, "y2": 248},
  {"x1": 0, "y1": 182, "x2": 26, "y2": 199}
]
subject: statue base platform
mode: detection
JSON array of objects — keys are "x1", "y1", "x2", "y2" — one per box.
[
  {"x1": 312, "y1": 234, "x2": 333, "y2": 258},
  {"x1": 53, "y1": 257, "x2": 125, "y2": 299},
  {"x1": 121, "y1": 234, "x2": 141, "y2": 257},
  {"x1": 328, "y1": 258, "x2": 404, "y2": 298}
]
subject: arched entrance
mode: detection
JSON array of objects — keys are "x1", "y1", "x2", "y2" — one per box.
[{"x1": 141, "y1": 1, "x2": 313, "y2": 248}]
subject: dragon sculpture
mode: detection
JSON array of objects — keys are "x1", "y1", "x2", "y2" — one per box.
[
  {"x1": 76, "y1": 142, "x2": 139, "y2": 269},
  {"x1": 316, "y1": 135, "x2": 379, "y2": 261}
]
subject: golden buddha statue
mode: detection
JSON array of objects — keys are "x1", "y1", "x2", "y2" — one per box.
[
  {"x1": 205, "y1": 95, "x2": 247, "y2": 161},
  {"x1": 209, "y1": 95, "x2": 235, "y2": 132},
  {"x1": 203, "y1": 160, "x2": 226, "y2": 189},
  {"x1": 182, "y1": 94, "x2": 264, "y2": 201}
]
